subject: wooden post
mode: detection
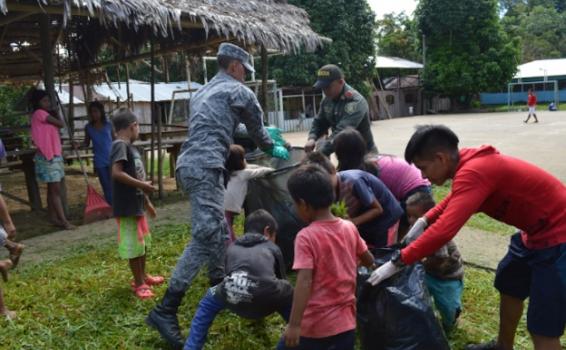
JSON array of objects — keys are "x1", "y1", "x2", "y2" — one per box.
[
  {"x1": 260, "y1": 46, "x2": 268, "y2": 120},
  {"x1": 68, "y1": 78, "x2": 74, "y2": 136},
  {"x1": 125, "y1": 63, "x2": 132, "y2": 109},
  {"x1": 22, "y1": 153, "x2": 42, "y2": 211},
  {"x1": 152, "y1": 38, "x2": 163, "y2": 199},
  {"x1": 149, "y1": 38, "x2": 155, "y2": 186},
  {"x1": 40, "y1": 13, "x2": 68, "y2": 215}
]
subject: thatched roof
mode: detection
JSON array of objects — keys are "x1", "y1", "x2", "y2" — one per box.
[
  {"x1": 0, "y1": 0, "x2": 327, "y2": 81},
  {"x1": 165, "y1": 0, "x2": 327, "y2": 53}
]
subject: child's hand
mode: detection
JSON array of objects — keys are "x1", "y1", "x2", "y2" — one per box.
[
  {"x1": 283, "y1": 324, "x2": 301, "y2": 347},
  {"x1": 142, "y1": 181, "x2": 157, "y2": 194},
  {"x1": 146, "y1": 202, "x2": 157, "y2": 219}
]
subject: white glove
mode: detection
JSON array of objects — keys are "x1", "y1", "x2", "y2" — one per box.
[
  {"x1": 402, "y1": 217, "x2": 428, "y2": 244},
  {"x1": 367, "y1": 261, "x2": 402, "y2": 286}
]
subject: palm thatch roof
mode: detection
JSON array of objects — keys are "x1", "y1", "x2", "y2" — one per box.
[
  {"x1": 165, "y1": 0, "x2": 327, "y2": 53},
  {"x1": 0, "y1": 0, "x2": 327, "y2": 81}
]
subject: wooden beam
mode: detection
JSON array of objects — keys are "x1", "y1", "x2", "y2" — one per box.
[
  {"x1": 0, "y1": 11, "x2": 37, "y2": 26},
  {"x1": 260, "y1": 45, "x2": 268, "y2": 115},
  {"x1": 63, "y1": 36, "x2": 228, "y2": 75}
]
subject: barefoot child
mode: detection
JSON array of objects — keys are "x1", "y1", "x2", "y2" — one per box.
[
  {"x1": 278, "y1": 164, "x2": 375, "y2": 350},
  {"x1": 110, "y1": 109, "x2": 163, "y2": 300},
  {"x1": 524, "y1": 89, "x2": 538, "y2": 123},
  {"x1": 224, "y1": 144, "x2": 273, "y2": 242},
  {"x1": 184, "y1": 209, "x2": 293, "y2": 349},
  {"x1": 405, "y1": 191, "x2": 464, "y2": 331},
  {"x1": 0, "y1": 192, "x2": 17, "y2": 320},
  {"x1": 29, "y1": 89, "x2": 74, "y2": 230}
]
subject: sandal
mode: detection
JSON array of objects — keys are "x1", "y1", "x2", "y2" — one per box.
[
  {"x1": 130, "y1": 275, "x2": 165, "y2": 291},
  {"x1": 8, "y1": 243, "x2": 25, "y2": 268},
  {"x1": 0, "y1": 259, "x2": 13, "y2": 282},
  {"x1": 133, "y1": 284, "x2": 155, "y2": 300}
]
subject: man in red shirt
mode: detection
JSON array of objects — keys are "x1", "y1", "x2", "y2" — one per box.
[
  {"x1": 524, "y1": 89, "x2": 538, "y2": 123},
  {"x1": 368, "y1": 125, "x2": 566, "y2": 350}
]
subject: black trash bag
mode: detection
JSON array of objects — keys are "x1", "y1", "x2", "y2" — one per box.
[
  {"x1": 244, "y1": 147, "x2": 306, "y2": 268},
  {"x1": 357, "y1": 248, "x2": 450, "y2": 350}
]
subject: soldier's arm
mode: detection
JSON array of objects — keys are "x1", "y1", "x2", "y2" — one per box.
[
  {"x1": 230, "y1": 86, "x2": 273, "y2": 151},
  {"x1": 308, "y1": 103, "x2": 330, "y2": 141}
]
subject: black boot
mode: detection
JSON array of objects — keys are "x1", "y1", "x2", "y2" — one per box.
[{"x1": 146, "y1": 288, "x2": 186, "y2": 350}]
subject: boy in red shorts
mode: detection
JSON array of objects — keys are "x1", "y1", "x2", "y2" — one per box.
[{"x1": 369, "y1": 125, "x2": 566, "y2": 350}]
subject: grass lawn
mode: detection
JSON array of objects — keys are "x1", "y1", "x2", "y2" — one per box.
[
  {"x1": 4, "y1": 220, "x2": 559, "y2": 350},
  {"x1": 432, "y1": 182, "x2": 515, "y2": 236}
]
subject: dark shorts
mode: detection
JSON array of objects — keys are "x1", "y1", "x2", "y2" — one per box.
[{"x1": 494, "y1": 232, "x2": 566, "y2": 337}]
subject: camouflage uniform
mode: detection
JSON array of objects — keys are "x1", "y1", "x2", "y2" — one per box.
[
  {"x1": 309, "y1": 84, "x2": 376, "y2": 156},
  {"x1": 170, "y1": 70, "x2": 273, "y2": 293}
]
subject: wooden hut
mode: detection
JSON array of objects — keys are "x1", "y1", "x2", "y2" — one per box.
[{"x1": 0, "y1": 0, "x2": 327, "y2": 210}]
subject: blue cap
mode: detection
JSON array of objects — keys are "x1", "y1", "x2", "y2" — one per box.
[{"x1": 217, "y1": 43, "x2": 255, "y2": 73}]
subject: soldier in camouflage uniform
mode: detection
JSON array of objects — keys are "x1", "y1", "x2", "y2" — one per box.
[
  {"x1": 146, "y1": 43, "x2": 289, "y2": 349},
  {"x1": 304, "y1": 64, "x2": 377, "y2": 156}
]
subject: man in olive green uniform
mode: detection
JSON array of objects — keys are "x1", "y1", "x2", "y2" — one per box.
[{"x1": 304, "y1": 64, "x2": 377, "y2": 156}]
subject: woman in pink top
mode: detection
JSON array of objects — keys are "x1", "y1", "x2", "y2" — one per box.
[
  {"x1": 334, "y1": 128, "x2": 431, "y2": 239},
  {"x1": 30, "y1": 90, "x2": 74, "y2": 230}
]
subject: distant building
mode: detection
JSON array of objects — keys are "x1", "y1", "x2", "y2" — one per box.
[{"x1": 481, "y1": 58, "x2": 566, "y2": 105}]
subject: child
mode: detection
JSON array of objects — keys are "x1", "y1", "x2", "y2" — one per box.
[
  {"x1": 405, "y1": 191, "x2": 463, "y2": 331},
  {"x1": 224, "y1": 145, "x2": 273, "y2": 242},
  {"x1": 0, "y1": 192, "x2": 16, "y2": 320},
  {"x1": 0, "y1": 138, "x2": 24, "y2": 268},
  {"x1": 524, "y1": 89, "x2": 538, "y2": 123},
  {"x1": 184, "y1": 209, "x2": 293, "y2": 350},
  {"x1": 278, "y1": 164, "x2": 375, "y2": 350},
  {"x1": 334, "y1": 128, "x2": 431, "y2": 239},
  {"x1": 305, "y1": 152, "x2": 403, "y2": 248},
  {"x1": 82, "y1": 101, "x2": 114, "y2": 204},
  {"x1": 29, "y1": 89, "x2": 74, "y2": 230},
  {"x1": 110, "y1": 109, "x2": 163, "y2": 300},
  {"x1": 369, "y1": 125, "x2": 566, "y2": 350}
]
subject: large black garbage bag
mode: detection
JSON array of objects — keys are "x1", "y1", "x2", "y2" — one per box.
[
  {"x1": 357, "y1": 249, "x2": 450, "y2": 350},
  {"x1": 244, "y1": 147, "x2": 306, "y2": 268}
]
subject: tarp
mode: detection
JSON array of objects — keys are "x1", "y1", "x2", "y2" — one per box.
[{"x1": 244, "y1": 148, "x2": 306, "y2": 268}]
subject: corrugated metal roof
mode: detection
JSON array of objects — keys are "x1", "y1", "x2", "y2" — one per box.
[
  {"x1": 92, "y1": 81, "x2": 203, "y2": 103},
  {"x1": 514, "y1": 59, "x2": 566, "y2": 79},
  {"x1": 376, "y1": 56, "x2": 423, "y2": 69}
]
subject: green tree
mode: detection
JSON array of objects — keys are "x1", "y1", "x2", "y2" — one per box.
[
  {"x1": 270, "y1": 0, "x2": 376, "y2": 96},
  {"x1": 417, "y1": 0, "x2": 519, "y2": 107},
  {"x1": 501, "y1": 3, "x2": 566, "y2": 62},
  {"x1": 376, "y1": 13, "x2": 420, "y2": 62}
]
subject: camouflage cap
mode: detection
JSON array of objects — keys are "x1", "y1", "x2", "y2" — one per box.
[
  {"x1": 217, "y1": 43, "x2": 255, "y2": 73},
  {"x1": 313, "y1": 64, "x2": 344, "y2": 89}
]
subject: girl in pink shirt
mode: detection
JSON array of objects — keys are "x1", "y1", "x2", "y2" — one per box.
[{"x1": 30, "y1": 90, "x2": 74, "y2": 230}]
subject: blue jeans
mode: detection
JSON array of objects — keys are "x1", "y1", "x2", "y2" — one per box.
[
  {"x1": 95, "y1": 166, "x2": 112, "y2": 205},
  {"x1": 276, "y1": 329, "x2": 355, "y2": 350},
  {"x1": 185, "y1": 288, "x2": 291, "y2": 350},
  {"x1": 425, "y1": 274, "x2": 463, "y2": 330}
]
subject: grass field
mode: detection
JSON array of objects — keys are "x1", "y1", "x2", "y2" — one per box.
[
  {"x1": 432, "y1": 182, "x2": 515, "y2": 236},
  {"x1": 3, "y1": 219, "x2": 560, "y2": 350}
]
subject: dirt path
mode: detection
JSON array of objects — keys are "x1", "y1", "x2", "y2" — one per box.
[
  {"x1": 1, "y1": 200, "x2": 189, "y2": 266},
  {"x1": 2, "y1": 199, "x2": 508, "y2": 271}
]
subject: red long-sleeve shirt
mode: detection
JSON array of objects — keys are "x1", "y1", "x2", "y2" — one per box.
[{"x1": 401, "y1": 146, "x2": 566, "y2": 265}]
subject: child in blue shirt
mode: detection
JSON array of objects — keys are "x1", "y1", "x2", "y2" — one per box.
[
  {"x1": 83, "y1": 101, "x2": 114, "y2": 204},
  {"x1": 304, "y1": 152, "x2": 403, "y2": 248}
]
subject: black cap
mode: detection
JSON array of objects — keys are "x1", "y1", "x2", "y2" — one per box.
[{"x1": 313, "y1": 64, "x2": 344, "y2": 89}]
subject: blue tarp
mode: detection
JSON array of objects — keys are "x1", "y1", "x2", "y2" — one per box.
[{"x1": 480, "y1": 90, "x2": 566, "y2": 105}]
